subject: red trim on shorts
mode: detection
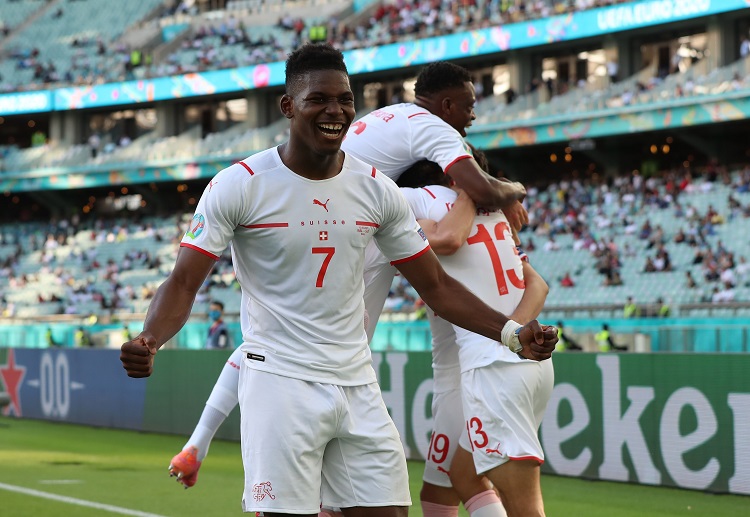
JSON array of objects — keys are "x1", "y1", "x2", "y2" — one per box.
[
  {"x1": 408, "y1": 111, "x2": 430, "y2": 118},
  {"x1": 237, "y1": 161, "x2": 254, "y2": 175},
  {"x1": 371, "y1": 166, "x2": 377, "y2": 178},
  {"x1": 356, "y1": 221, "x2": 380, "y2": 227},
  {"x1": 444, "y1": 155, "x2": 472, "y2": 174},
  {"x1": 390, "y1": 245, "x2": 431, "y2": 265},
  {"x1": 421, "y1": 187, "x2": 436, "y2": 199},
  {"x1": 180, "y1": 243, "x2": 219, "y2": 260},
  {"x1": 509, "y1": 455, "x2": 544, "y2": 465},
  {"x1": 240, "y1": 223, "x2": 289, "y2": 228}
]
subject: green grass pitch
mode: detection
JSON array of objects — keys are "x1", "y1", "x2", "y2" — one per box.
[{"x1": 0, "y1": 417, "x2": 747, "y2": 516}]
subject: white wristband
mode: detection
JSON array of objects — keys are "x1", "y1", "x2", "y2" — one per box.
[{"x1": 500, "y1": 320, "x2": 523, "y2": 349}]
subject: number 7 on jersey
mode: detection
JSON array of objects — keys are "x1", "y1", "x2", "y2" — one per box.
[{"x1": 312, "y1": 247, "x2": 335, "y2": 288}]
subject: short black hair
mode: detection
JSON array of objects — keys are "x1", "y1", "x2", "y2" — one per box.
[
  {"x1": 285, "y1": 43, "x2": 348, "y2": 96},
  {"x1": 414, "y1": 61, "x2": 472, "y2": 97},
  {"x1": 396, "y1": 160, "x2": 449, "y2": 188},
  {"x1": 210, "y1": 300, "x2": 224, "y2": 311}
]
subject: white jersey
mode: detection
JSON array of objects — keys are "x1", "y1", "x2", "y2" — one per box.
[
  {"x1": 400, "y1": 186, "x2": 526, "y2": 372},
  {"x1": 181, "y1": 147, "x2": 430, "y2": 385},
  {"x1": 341, "y1": 103, "x2": 472, "y2": 181}
]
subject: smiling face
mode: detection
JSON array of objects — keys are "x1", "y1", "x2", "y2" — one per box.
[
  {"x1": 281, "y1": 69, "x2": 355, "y2": 156},
  {"x1": 442, "y1": 81, "x2": 477, "y2": 137}
]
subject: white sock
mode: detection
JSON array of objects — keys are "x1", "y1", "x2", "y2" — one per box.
[
  {"x1": 184, "y1": 348, "x2": 242, "y2": 461},
  {"x1": 466, "y1": 490, "x2": 507, "y2": 517}
]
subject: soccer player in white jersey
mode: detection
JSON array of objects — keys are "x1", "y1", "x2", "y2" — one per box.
[
  {"x1": 395, "y1": 160, "x2": 552, "y2": 517},
  {"x1": 399, "y1": 161, "x2": 553, "y2": 516},
  {"x1": 120, "y1": 44, "x2": 556, "y2": 517},
  {"x1": 341, "y1": 61, "x2": 527, "y2": 215},
  {"x1": 167, "y1": 192, "x2": 477, "y2": 489}
]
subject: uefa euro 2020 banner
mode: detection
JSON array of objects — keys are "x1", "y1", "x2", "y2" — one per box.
[{"x1": 1, "y1": 348, "x2": 748, "y2": 494}]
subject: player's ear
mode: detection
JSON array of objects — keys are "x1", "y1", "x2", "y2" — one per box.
[
  {"x1": 440, "y1": 95, "x2": 453, "y2": 116},
  {"x1": 280, "y1": 94, "x2": 294, "y2": 119}
]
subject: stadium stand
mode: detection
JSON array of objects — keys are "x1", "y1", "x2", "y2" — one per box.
[
  {"x1": 0, "y1": 0, "x2": 749, "y2": 328},
  {"x1": 0, "y1": 0, "x2": 165, "y2": 92},
  {"x1": 0, "y1": 0, "x2": 638, "y2": 92},
  {"x1": 2, "y1": 163, "x2": 749, "y2": 322}
]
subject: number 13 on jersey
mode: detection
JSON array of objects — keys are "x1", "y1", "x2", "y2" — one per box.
[{"x1": 467, "y1": 223, "x2": 524, "y2": 296}]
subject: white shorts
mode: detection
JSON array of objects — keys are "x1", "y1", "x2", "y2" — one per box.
[
  {"x1": 238, "y1": 366, "x2": 411, "y2": 514},
  {"x1": 423, "y1": 386, "x2": 463, "y2": 487},
  {"x1": 459, "y1": 359, "x2": 554, "y2": 475}
]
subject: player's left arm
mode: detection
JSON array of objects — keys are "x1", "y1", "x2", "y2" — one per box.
[
  {"x1": 508, "y1": 262, "x2": 549, "y2": 324},
  {"x1": 416, "y1": 189, "x2": 475, "y2": 255}
]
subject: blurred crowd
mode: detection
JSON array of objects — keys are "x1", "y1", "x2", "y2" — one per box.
[{"x1": 1, "y1": 0, "x2": 632, "y2": 93}]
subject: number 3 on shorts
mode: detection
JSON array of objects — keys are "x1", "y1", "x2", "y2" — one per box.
[{"x1": 467, "y1": 416, "x2": 489, "y2": 449}]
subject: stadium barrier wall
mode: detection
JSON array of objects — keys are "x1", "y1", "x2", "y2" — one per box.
[
  {"x1": 1, "y1": 317, "x2": 747, "y2": 352},
  {"x1": 1, "y1": 347, "x2": 748, "y2": 495}
]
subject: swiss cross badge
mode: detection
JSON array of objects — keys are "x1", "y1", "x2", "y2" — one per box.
[{"x1": 319, "y1": 231, "x2": 328, "y2": 241}]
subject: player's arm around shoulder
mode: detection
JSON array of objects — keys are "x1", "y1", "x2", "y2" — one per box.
[
  {"x1": 448, "y1": 158, "x2": 526, "y2": 211},
  {"x1": 417, "y1": 189, "x2": 475, "y2": 255}
]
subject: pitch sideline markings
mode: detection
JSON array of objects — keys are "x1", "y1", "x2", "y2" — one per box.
[{"x1": 0, "y1": 481, "x2": 168, "y2": 517}]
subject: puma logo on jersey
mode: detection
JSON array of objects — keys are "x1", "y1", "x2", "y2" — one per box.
[
  {"x1": 209, "y1": 179, "x2": 218, "y2": 191},
  {"x1": 436, "y1": 466, "x2": 450, "y2": 475},
  {"x1": 313, "y1": 198, "x2": 330, "y2": 212}
]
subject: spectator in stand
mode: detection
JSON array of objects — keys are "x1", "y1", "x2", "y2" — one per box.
[
  {"x1": 543, "y1": 236, "x2": 560, "y2": 252},
  {"x1": 685, "y1": 270, "x2": 698, "y2": 289},
  {"x1": 740, "y1": 34, "x2": 750, "y2": 59},
  {"x1": 560, "y1": 272, "x2": 575, "y2": 288},
  {"x1": 736, "y1": 256, "x2": 750, "y2": 286},
  {"x1": 712, "y1": 283, "x2": 736, "y2": 303}
]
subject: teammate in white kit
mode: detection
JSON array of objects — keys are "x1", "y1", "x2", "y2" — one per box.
[
  {"x1": 166, "y1": 191, "x2": 477, "y2": 490},
  {"x1": 120, "y1": 44, "x2": 556, "y2": 516},
  {"x1": 341, "y1": 61, "x2": 526, "y2": 215},
  {"x1": 395, "y1": 159, "x2": 552, "y2": 517}
]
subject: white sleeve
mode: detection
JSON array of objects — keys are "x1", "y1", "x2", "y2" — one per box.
[
  {"x1": 409, "y1": 117, "x2": 472, "y2": 173},
  {"x1": 180, "y1": 165, "x2": 248, "y2": 259},
  {"x1": 399, "y1": 187, "x2": 431, "y2": 220},
  {"x1": 374, "y1": 181, "x2": 431, "y2": 265}
]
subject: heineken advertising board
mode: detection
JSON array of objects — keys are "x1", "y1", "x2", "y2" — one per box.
[{"x1": 2, "y1": 348, "x2": 748, "y2": 494}]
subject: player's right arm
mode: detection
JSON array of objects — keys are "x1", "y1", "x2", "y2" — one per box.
[
  {"x1": 448, "y1": 158, "x2": 526, "y2": 211},
  {"x1": 121, "y1": 248, "x2": 215, "y2": 378},
  {"x1": 121, "y1": 164, "x2": 248, "y2": 378}
]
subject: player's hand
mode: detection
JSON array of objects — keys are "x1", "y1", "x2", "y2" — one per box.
[
  {"x1": 509, "y1": 181, "x2": 526, "y2": 203},
  {"x1": 517, "y1": 321, "x2": 557, "y2": 361},
  {"x1": 495, "y1": 178, "x2": 527, "y2": 208},
  {"x1": 504, "y1": 201, "x2": 528, "y2": 233},
  {"x1": 120, "y1": 333, "x2": 159, "y2": 378}
]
